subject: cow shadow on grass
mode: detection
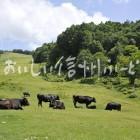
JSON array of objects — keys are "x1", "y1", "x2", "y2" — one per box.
[
  {"x1": 74, "y1": 105, "x2": 96, "y2": 109},
  {"x1": 87, "y1": 105, "x2": 96, "y2": 109}
]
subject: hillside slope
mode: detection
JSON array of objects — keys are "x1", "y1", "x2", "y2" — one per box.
[{"x1": 0, "y1": 53, "x2": 140, "y2": 140}]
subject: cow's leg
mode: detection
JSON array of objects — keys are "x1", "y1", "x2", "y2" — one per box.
[
  {"x1": 13, "y1": 106, "x2": 23, "y2": 110},
  {"x1": 18, "y1": 106, "x2": 23, "y2": 110},
  {"x1": 73, "y1": 100, "x2": 77, "y2": 108},
  {"x1": 18, "y1": 105, "x2": 23, "y2": 110},
  {"x1": 38, "y1": 100, "x2": 42, "y2": 107},
  {"x1": 86, "y1": 102, "x2": 91, "y2": 108},
  {"x1": 118, "y1": 106, "x2": 121, "y2": 111},
  {"x1": 49, "y1": 101, "x2": 54, "y2": 108}
]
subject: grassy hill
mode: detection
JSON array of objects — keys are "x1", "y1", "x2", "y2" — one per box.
[{"x1": 0, "y1": 53, "x2": 140, "y2": 140}]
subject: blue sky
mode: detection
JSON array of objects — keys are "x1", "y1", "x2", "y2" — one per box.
[
  {"x1": 0, "y1": 0, "x2": 139, "y2": 51},
  {"x1": 50, "y1": 0, "x2": 140, "y2": 22}
]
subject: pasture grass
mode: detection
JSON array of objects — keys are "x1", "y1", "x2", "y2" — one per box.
[{"x1": 0, "y1": 53, "x2": 140, "y2": 140}]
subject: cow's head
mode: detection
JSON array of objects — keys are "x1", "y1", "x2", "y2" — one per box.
[
  {"x1": 92, "y1": 97, "x2": 96, "y2": 103},
  {"x1": 56, "y1": 95, "x2": 60, "y2": 100},
  {"x1": 21, "y1": 98, "x2": 30, "y2": 106},
  {"x1": 49, "y1": 98, "x2": 56, "y2": 106}
]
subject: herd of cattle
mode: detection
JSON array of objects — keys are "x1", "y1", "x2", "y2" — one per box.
[{"x1": 0, "y1": 92, "x2": 121, "y2": 111}]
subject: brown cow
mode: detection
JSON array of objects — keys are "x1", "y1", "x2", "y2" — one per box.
[{"x1": 0, "y1": 98, "x2": 29, "y2": 110}]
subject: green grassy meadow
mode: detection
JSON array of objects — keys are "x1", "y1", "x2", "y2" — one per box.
[{"x1": 0, "y1": 53, "x2": 140, "y2": 140}]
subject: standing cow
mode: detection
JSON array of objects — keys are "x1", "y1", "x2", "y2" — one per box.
[
  {"x1": 37, "y1": 94, "x2": 60, "y2": 107},
  {"x1": 73, "y1": 95, "x2": 96, "y2": 108},
  {"x1": 105, "y1": 102, "x2": 121, "y2": 111}
]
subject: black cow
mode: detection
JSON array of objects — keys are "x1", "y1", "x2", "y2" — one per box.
[
  {"x1": 0, "y1": 98, "x2": 29, "y2": 110},
  {"x1": 73, "y1": 95, "x2": 96, "y2": 108},
  {"x1": 37, "y1": 94, "x2": 60, "y2": 107},
  {"x1": 105, "y1": 102, "x2": 121, "y2": 111},
  {"x1": 49, "y1": 100, "x2": 65, "y2": 109},
  {"x1": 12, "y1": 98, "x2": 30, "y2": 107},
  {"x1": 23, "y1": 92, "x2": 30, "y2": 97}
]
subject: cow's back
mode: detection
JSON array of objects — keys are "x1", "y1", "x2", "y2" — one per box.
[{"x1": 0, "y1": 100, "x2": 12, "y2": 109}]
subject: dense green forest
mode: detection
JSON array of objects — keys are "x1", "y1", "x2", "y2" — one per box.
[{"x1": 33, "y1": 20, "x2": 140, "y2": 89}]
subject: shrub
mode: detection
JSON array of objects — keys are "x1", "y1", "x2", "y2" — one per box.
[
  {"x1": 128, "y1": 93, "x2": 138, "y2": 98},
  {"x1": 119, "y1": 87, "x2": 128, "y2": 94},
  {"x1": 119, "y1": 87, "x2": 135, "y2": 95},
  {"x1": 100, "y1": 77, "x2": 111, "y2": 85},
  {"x1": 101, "y1": 78, "x2": 108, "y2": 85},
  {"x1": 44, "y1": 73, "x2": 65, "y2": 82},
  {"x1": 106, "y1": 84, "x2": 112, "y2": 89},
  {"x1": 111, "y1": 77, "x2": 121, "y2": 85},
  {"x1": 135, "y1": 80, "x2": 140, "y2": 88},
  {"x1": 127, "y1": 89, "x2": 135, "y2": 94},
  {"x1": 80, "y1": 77, "x2": 97, "y2": 84}
]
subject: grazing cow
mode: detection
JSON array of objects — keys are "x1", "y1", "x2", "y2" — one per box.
[
  {"x1": 105, "y1": 102, "x2": 121, "y2": 111},
  {"x1": 37, "y1": 94, "x2": 60, "y2": 107},
  {"x1": 73, "y1": 95, "x2": 96, "y2": 108},
  {"x1": 0, "y1": 98, "x2": 29, "y2": 110},
  {"x1": 49, "y1": 100, "x2": 65, "y2": 109},
  {"x1": 23, "y1": 92, "x2": 30, "y2": 97}
]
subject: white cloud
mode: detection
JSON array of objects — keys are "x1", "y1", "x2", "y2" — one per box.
[
  {"x1": 0, "y1": 0, "x2": 109, "y2": 50},
  {"x1": 112, "y1": 0, "x2": 130, "y2": 3}
]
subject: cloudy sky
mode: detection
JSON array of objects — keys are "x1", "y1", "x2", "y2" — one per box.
[{"x1": 0, "y1": 0, "x2": 139, "y2": 50}]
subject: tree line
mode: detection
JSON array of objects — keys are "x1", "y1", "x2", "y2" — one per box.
[
  {"x1": 32, "y1": 20, "x2": 140, "y2": 85},
  {"x1": 12, "y1": 49, "x2": 33, "y2": 55}
]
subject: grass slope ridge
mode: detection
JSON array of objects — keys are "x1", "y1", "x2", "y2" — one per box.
[{"x1": 0, "y1": 53, "x2": 140, "y2": 140}]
